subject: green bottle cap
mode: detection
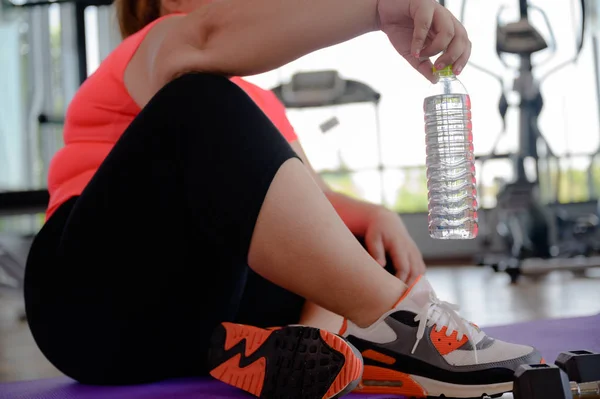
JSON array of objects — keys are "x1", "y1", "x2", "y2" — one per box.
[{"x1": 432, "y1": 65, "x2": 454, "y2": 76}]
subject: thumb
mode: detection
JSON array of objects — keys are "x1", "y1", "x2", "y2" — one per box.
[
  {"x1": 404, "y1": 55, "x2": 436, "y2": 83},
  {"x1": 366, "y1": 231, "x2": 387, "y2": 266}
]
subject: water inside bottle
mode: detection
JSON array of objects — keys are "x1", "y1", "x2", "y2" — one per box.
[{"x1": 424, "y1": 93, "x2": 478, "y2": 239}]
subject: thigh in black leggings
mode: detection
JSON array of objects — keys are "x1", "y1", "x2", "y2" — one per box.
[{"x1": 24, "y1": 73, "x2": 305, "y2": 386}]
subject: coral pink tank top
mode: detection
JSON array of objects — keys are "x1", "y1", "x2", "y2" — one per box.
[{"x1": 46, "y1": 16, "x2": 297, "y2": 219}]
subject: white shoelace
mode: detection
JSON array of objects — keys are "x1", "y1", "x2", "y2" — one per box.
[{"x1": 410, "y1": 291, "x2": 479, "y2": 364}]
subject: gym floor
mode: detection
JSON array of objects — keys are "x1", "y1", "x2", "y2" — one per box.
[{"x1": 2, "y1": 265, "x2": 600, "y2": 393}]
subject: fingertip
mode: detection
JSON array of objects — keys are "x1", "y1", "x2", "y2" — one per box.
[
  {"x1": 415, "y1": 58, "x2": 436, "y2": 84},
  {"x1": 425, "y1": 72, "x2": 438, "y2": 84},
  {"x1": 412, "y1": 40, "x2": 425, "y2": 58}
]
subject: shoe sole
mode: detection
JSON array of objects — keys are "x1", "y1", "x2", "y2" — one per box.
[
  {"x1": 358, "y1": 366, "x2": 512, "y2": 398},
  {"x1": 208, "y1": 323, "x2": 363, "y2": 399}
]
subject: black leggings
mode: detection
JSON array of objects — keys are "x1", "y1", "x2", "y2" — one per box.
[{"x1": 24, "y1": 73, "x2": 305, "y2": 385}]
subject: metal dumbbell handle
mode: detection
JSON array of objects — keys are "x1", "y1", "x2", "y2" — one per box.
[{"x1": 571, "y1": 380, "x2": 600, "y2": 398}]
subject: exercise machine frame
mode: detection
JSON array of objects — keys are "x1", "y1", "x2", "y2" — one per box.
[
  {"x1": 459, "y1": 0, "x2": 600, "y2": 282},
  {"x1": 271, "y1": 70, "x2": 386, "y2": 202}
]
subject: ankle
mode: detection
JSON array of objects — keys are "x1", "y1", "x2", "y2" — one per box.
[
  {"x1": 347, "y1": 309, "x2": 384, "y2": 329},
  {"x1": 346, "y1": 278, "x2": 407, "y2": 329}
]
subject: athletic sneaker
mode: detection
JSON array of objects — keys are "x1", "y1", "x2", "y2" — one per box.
[
  {"x1": 207, "y1": 323, "x2": 364, "y2": 399},
  {"x1": 341, "y1": 276, "x2": 543, "y2": 398}
]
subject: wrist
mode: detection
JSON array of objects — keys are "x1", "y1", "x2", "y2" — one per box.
[
  {"x1": 361, "y1": 0, "x2": 382, "y2": 33},
  {"x1": 371, "y1": 205, "x2": 406, "y2": 228},
  {"x1": 375, "y1": 0, "x2": 383, "y2": 31},
  {"x1": 366, "y1": 204, "x2": 393, "y2": 223}
]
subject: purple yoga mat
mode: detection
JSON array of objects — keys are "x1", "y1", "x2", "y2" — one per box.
[
  {"x1": 2, "y1": 314, "x2": 599, "y2": 399},
  {"x1": 0, "y1": 378, "x2": 404, "y2": 399}
]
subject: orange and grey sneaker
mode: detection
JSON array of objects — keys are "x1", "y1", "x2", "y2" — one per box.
[
  {"x1": 341, "y1": 276, "x2": 543, "y2": 398},
  {"x1": 207, "y1": 323, "x2": 364, "y2": 399}
]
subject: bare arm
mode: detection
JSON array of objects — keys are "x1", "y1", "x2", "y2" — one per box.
[
  {"x1": 126, "y1": 0, "x2": 379, "y2": 105},
  {"x1": 126, "y1": 0, "x2": 472, "y2": 107}
]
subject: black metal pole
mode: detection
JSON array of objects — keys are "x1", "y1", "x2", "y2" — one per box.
[
  {"x1": 519, "y1": 0, "x2": 528, "y2": 18},
  {"x1": 515, "y1": 0, "x2": 534, "y2": 182},
  {"x1": 590, "y1": 35, "x2": 600, "y2": 197},
  {"x1": 75, "y1": 2, "x2": 87, "y2": 85},
  {"x1": 594, "y1": 35, "x2": 600, "y2": 147}
]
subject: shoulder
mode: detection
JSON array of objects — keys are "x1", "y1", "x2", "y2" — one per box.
[
  {"x1": 122, "y1": 13, "x2": 187, "y2": 107},
  {"x1": 117, "y1": 14, "x2": 186, "y2": 68}
]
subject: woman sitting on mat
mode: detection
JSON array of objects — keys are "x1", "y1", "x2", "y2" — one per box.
[{"x1": 24, "y1": 0, "x2": 542, "y2": 397}]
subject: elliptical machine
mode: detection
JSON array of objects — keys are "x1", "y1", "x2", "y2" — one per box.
[{"x1": 459, "y1": 0, "x2": 598, "y2": 282}]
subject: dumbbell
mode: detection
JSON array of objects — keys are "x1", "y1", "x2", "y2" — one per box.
[{"x1": 513, "y1": 350, "x2": 600, "y2": 399}]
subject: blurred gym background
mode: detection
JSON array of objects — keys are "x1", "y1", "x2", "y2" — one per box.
[{"x1": 1, "y1": 0, "x2": 600, "y2": 384}]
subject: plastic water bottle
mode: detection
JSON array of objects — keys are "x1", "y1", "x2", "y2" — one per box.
[{"x1": 424, "y1": 65, "x2": 478, "y2": 239}]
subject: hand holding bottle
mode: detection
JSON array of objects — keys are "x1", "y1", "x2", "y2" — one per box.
[{"x1": 378, "y1": 0, "x2": 472, "y2": 83}]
